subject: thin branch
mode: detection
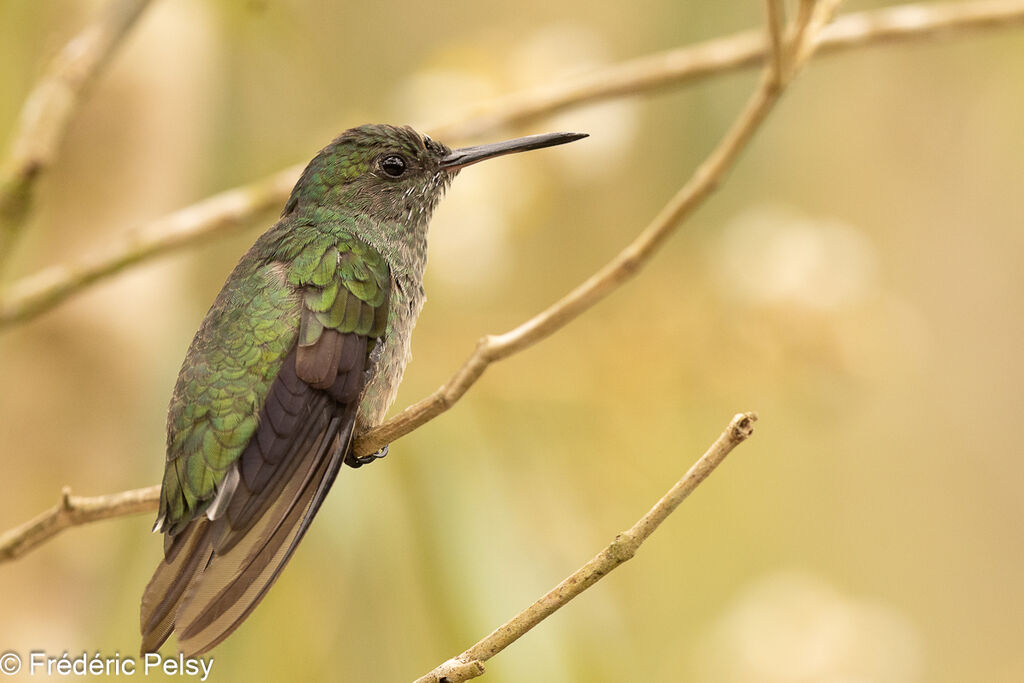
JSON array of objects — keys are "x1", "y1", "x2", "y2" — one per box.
[
  {"x1": 1, "y1": 0, "x2": 1022, "y2": 329},
  {"x1": 764, "y1": 0, "x2": 787, "y2": 84},
  {"x1": 790, "y1": 0, "x2": 820, "y2": 66},
  {"x1": 0, "y1": 0, "x2": 153, "y2": 264},
  {"x1": 794, "y1": 0, "x2": 849, "y2": 67},
  {"x1": 413, "y1": 412, "x2": 758, "y2": 683},
  {"x1": 0, "y1": 169, "x2": 300, "y2": 327},
  {"x1": 0, "y1": 485, "x2": 159, "y2": 562},
  {"x1": 815, "y1": 0, "x2": 1024, "y2": 49}
]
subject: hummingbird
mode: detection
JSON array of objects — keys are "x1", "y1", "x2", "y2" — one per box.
[{"x1": 139, "y1": 124, "x2": 586, "y2": 655}]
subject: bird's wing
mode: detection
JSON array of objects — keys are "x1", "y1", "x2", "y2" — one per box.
[{"x1": 141, "y1": 235, "x2": 390, "y2": 656}]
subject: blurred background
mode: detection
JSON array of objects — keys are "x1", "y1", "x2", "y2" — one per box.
[{"x1": 1, "y1": 0, "x2": 1022, "y2": 681}]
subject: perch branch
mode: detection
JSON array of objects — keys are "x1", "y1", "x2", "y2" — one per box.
[
  {"x1": 0, "y1": 0, "x2": 153, "y2": 264},
  {"x1": 412, "y1": 412, "x2": 758, "y2": 683},
  {"x1": 1, "y1": 0, "x2": 1022, "y2": 328}
]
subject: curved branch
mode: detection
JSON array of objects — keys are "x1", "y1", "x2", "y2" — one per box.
[
  {"x1": 1, "y1": 0, "x2": 1022, "y2": 329},
  {"x1": 0, "y1": 0, "x2": 153, "y2": 263},
  {"x1": 413, "y1": 412, "x2": 758, "y2": 683}
]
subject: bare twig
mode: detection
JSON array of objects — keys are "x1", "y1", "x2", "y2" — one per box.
[
  {"x1": 0, "y1": 0, "x2": 153, "y2": 264},
  {"x1": 764, "y1": 0, "x2": 787, "y2": 83},
  {"x1": 1, "y1": 0, "x2": 1021, "y2": 329},
  {"x1": 0, "y1": 169, "x2": 300, "y2": 327},
  {"x1": 794, "y1": 0, "x2": 848, "y2": 66},
  {"x1": 413, "y1": 412, "x2": 758, "y2": 683},
  {"x1": 0, "y1": 485, "x2": 159, "y2": 562},
  {"x1": 790, "y1": 0, "x2": 820, "y2": 67}
]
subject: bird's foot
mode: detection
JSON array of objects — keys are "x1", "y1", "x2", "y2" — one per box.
[{"x1": 346, "y1": 444, "x2": 388, "y2": 468}]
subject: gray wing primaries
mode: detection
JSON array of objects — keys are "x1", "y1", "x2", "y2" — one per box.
[{"x1": 140, "y1": 331, "x2": 369, "y2": 656}]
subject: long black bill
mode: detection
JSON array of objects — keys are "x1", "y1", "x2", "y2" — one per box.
[{"x1": 440, "y1": 132, "x2": 588, "y2": 170}]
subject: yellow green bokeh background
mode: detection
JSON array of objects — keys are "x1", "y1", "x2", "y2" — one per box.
[{"x1": 2, "y1": 1, "x2": 1022, "y2": 681}]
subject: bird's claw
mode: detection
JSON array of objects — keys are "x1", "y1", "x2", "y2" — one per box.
[{"x1": 346, "y1": 444, "x2": 388, "y2": 468}]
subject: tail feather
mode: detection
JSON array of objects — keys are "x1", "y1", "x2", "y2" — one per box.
[
  {"x1": 139, "y1": 522, "x2": 213, "y2": 653},
  {"x1": 176, "y1": 422, "x2": 344, "y2": 654}
]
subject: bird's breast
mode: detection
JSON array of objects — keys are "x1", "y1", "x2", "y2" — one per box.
[{"x1": 354, "y1": 272, "x2": 425, "y2": 432}]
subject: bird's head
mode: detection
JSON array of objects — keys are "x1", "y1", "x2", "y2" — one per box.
[{"x1": 284, "y1": 124, "x2": 587, "y2": 231}]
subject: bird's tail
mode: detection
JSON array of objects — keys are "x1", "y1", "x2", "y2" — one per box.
[{"x1": 140, "y1": 409, "x2": 351, "y2": 656}]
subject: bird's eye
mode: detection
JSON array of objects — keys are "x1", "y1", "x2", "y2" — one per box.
[{"x1": 379, "y1": 154, "x2": 407, "y2": 178}]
